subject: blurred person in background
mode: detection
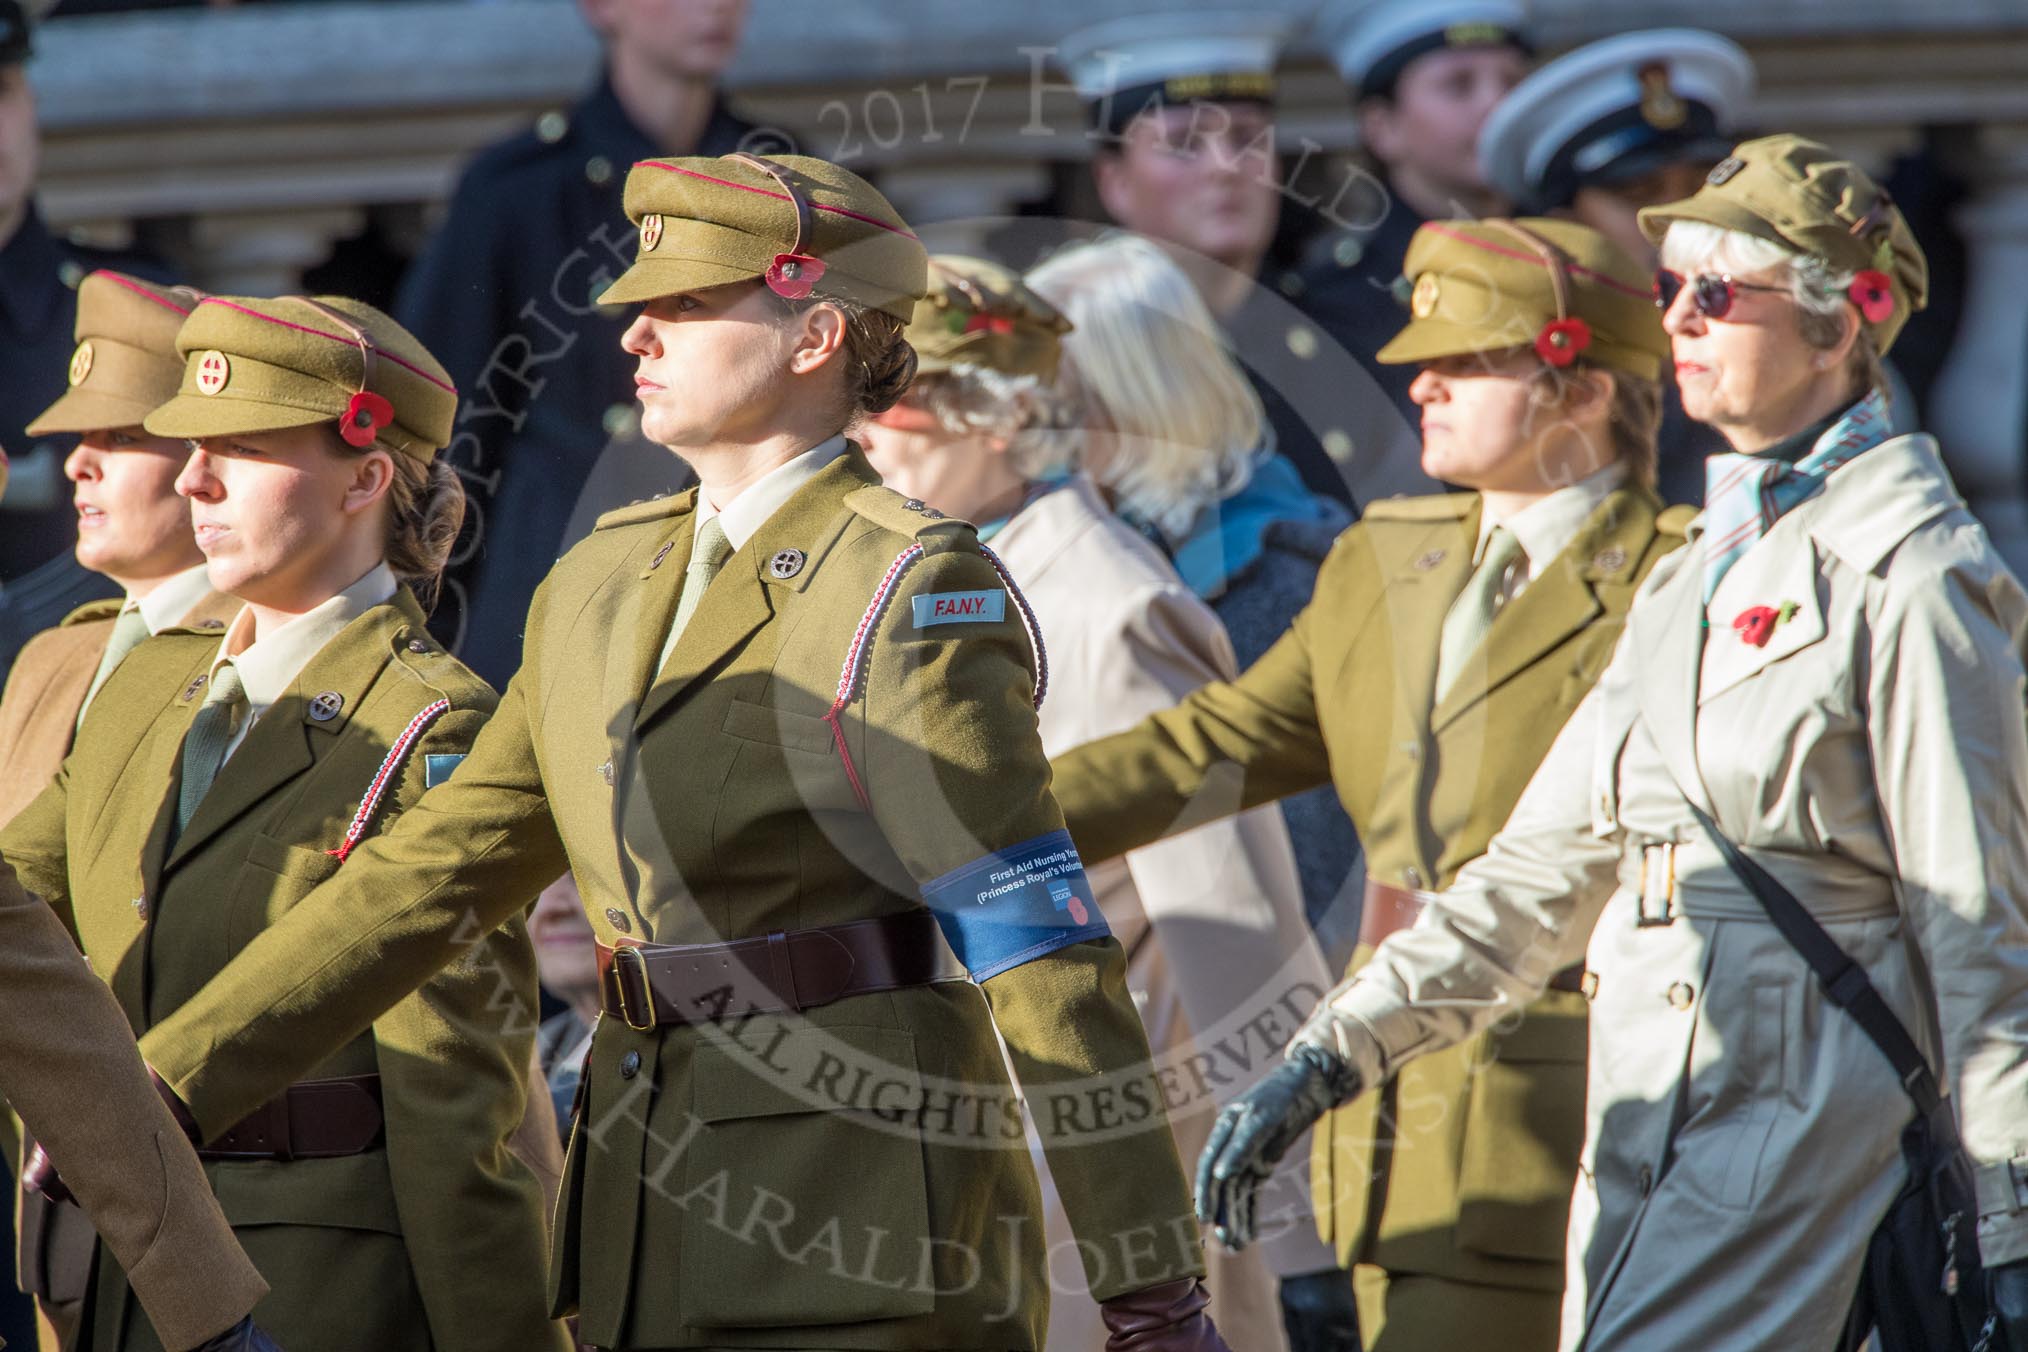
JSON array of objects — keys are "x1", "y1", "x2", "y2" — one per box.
[
  {"x1": 1296, "y1": 1, "x2": 1532, "y2": 424},
  {"x1": 0, "y1": 0, "x2": 174, "y2": 680},
  {"x1": 861, "y1": 254, "x2": 1352, "y2": 1352},
  {"x1": 1027, "y1": 234, "x2": 1365, "y2": 965},
  {"x1": 529, "y1": 873, "x2": 600, "y2": 1140},
  {"x1": 397, "y1": 0, "x2": 761, "y2": 688},
  {"x1": 1478, "y1": 29, "x2": 1756, "y2": 504}
]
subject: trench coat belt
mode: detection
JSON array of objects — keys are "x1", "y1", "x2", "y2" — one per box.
[
  {"x1": 1360, "y1": 879, "x2": 1587, "y2": 994},
  {"x1": 596, "y1": 910, "x2": 970, "y2": 1032},
  {"x1": 1619, "y1": 838, "x2": 1899, "y2": 926},
  {"x1": 197, "y1": 1073, "x2": 384, "y2": 1161}
]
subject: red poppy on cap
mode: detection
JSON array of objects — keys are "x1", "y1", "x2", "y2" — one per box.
[
  {"x1": 1849, "y1": 270, "x2": 1895, "y2": 325},
  {"x1": 1535, "y1": 317, "x2": 1592, "y2": 368},
  {"x1": 765, "y1": 253, "x2": 827, "y2": 301},
  {"x1": 340, "y1": 391, "x2": 395, "y2": 448},
  {"x1": 964, "y1": 313, "x2": 1015, "y2": 336}
]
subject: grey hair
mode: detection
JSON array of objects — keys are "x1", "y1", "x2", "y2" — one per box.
[
  {"x1": 910, "y1": 365, "x2": 1080, "y2": 481},
  {"x1": 1658, "y1": 220, "x2": 1886, "y2": 397}
]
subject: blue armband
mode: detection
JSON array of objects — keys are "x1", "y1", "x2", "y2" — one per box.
[{"x1": 920, "y1": 829, "x2": 1110, "y2": 982}]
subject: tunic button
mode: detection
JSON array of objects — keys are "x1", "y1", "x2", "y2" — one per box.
[
  {"x1": 598, "y1": 759, "x2": 615, "y2": 786},
  {"x1": 1638, "y1": 1163, "x2": 1653, "y2": 1196},
  {"x1": 619, "y1": 1051, "x2": 642, "y2": 1079},
  {"x1": 1402, "y1": 866, "x2": 1423, "y2": 888},
  {"x1": 1666, "y1": 981, "x2": 1694, "y2": 1010},
  {"x1": 407, "y1": 639, "x2": 429, "y2": 653},
  {"x1": 605, "y1": 908, "x2": 632, "y2": 933}
]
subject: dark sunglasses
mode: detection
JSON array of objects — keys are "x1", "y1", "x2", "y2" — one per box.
[{"x1": 1653, "y1": 269, "x2": 1789, "y2": 319}]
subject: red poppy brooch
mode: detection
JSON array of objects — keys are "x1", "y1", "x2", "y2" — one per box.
[
  {"x1": 1733, "y1": 600, "x2": 1801, "y2": 648},
  {"x1": 1849, "y1": 270, "x2": 1895, "y2": 325},
  {"x1": 1535, "y1": 317, "x2": 1592, "y2": 368},
  {"x1": 340, "y1": 391, "x2": 394, "y2": 447},
  {"x1": 764, "y1": 253, "x2": 827, "y2": 300}
]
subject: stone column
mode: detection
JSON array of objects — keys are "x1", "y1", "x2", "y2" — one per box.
[{"x1": 182, "y1": 209, "x2": 366, "y2": 296}]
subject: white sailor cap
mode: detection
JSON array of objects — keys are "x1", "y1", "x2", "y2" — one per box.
[
  {"x1": 1056, "y1": 11, "x2": 1291, "y2": 135},
  {"x1": 1316, "y1": 0, "x2": 1533, "y2": 100},
  {"x1": 1479, "y1": 29, "x2": 1756, "y2": 213}
]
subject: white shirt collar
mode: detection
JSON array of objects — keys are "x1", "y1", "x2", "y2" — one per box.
[
  {"x1": 131, "y1": 563, "x2": 217, "y2": 636},
  {"x1": 1476, "y1": 460, "x2": 1628, "y2": 577},
  {"x1": 694, "y1": 435, "x2": 849, "y2": 555},
  {"x1": 210, "y1": 562, "x2": 399, "y2": 719}
]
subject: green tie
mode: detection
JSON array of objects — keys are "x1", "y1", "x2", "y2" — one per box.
[
  {"x1": 656, "y1": 517, "x2": 734, "y2": 674},
  {"x1": 78, "y1": 606, "x2": 151, "y2": 728},
  {"x1": 1435, "y1": 525, "x2": 1524, "y2": 700},
  {"x1": 176, "y1": 662, "x2": 247, "y2": 833}
]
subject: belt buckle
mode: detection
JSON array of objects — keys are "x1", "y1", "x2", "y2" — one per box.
[
  {"x1": 1636, "y1": 842, "x2": 1677, "y2": 928},
  {"x1": 611, "y1": 945, "x2": 660, "y2": 1032}
]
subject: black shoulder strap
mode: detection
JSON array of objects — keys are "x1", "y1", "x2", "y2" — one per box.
[{"x1": 1686, "y1": 802, "x2": 1943, "y2": 1118}]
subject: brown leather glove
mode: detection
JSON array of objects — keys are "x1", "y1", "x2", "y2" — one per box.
[
  {"x1": 20, "y1": 1132, "x2": 73, "y2": 1205},
  {"x1": 1098, "y1": 1277, "x2": 1231, "y2": 1352}
]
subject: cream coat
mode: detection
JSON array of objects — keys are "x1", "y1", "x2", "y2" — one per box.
[
  {"x1": 1292, "y1": 434, "x2": 2028, "y2": 1351},
  {"x1": 994, "y1": 478, "x2": 1336, "y2": 1350}
]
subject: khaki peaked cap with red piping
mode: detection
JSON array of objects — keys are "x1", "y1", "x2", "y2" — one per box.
[
  {"x1": 907, "y1": 255, "x2": 1072, "y2": 381},
  {"x1": 27, "y1": 270, "x2": 205, "y2": 436},
  {"x1": 598, "y1": 153, "x2": 928, "y2": 321},
  {"x1": 1377, "y1": 216, "x2": 1670, "y2": 381},
  {"x1": 144, "y1": 295, "x2": 457, "y2": 460}
]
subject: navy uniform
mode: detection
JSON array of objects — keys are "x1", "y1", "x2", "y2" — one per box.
[
  {"x1": 1293, "y1": 2, "x2": 1534, "y2": 429},
  {"x1": 0, "y1": 0, "x2": 168, "y2": 674},
  {"x1": 1478, "y1": 29, "x2": 1756, "y2": 504},
  {"x1": 395, "y1": 75, "x2": 761, "y2": 687}
]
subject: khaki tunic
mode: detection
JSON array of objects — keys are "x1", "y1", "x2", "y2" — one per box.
[
  {"x1": 1048, "y1": 484, "x2": 1687, "y2": 1338},
  {"x1": 107, "y1": 450, "x2": 1199, "y2": 1350},
  {"x1": 992, "y1": 476, "x2": 1336, "y2": 1352},
  {"x1": 1290, "y1": 436, "x2": 2028, "y2": 1350},
  {"x1": 0, "y1": 593, "x2": 565, "y2": 1352}
]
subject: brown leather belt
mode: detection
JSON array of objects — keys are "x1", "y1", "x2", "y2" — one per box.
[
  {"x1": 1361, "y1": 879, "x2": 1588, "y2": 996},
  {"x1": 198, "y1": 1073, "x2": 384, "y2": 1161},
  {"x1": 597, "y1": 911, "x2": 968, "y2": 1031}
]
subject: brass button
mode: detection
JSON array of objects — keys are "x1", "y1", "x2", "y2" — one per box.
[
  {"x1": 585, "y1": 155, "x2": 613, "y2": 186},
  {"x1": 1285, "y1": 326, "x2": 1319, "y2": 360},
  {"x1": 605, "y1": 907, "x2": 631, "y2": 933},
  {"x1": 619, "y1": 1051, "x2": 642, "y2": 1079},
  {"x1": 1666, "y1": 981, "x2": 1694, "y2": 1010},
  {"x1": 407, "y1": 639, "x2": 429, "y2": 654}
]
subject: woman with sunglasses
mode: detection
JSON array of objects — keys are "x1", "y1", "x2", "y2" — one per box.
[
  {"x1": 1, "y1": 297, "x2": 566, "y2": 1352},
  {"x1": 1196, "y1": 134, "x2": 2028, "y2": 1350}
]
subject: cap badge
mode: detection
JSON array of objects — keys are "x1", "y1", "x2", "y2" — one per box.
[
  {"x1": 1637, "y1": 63, "x2": 1687, "y2": 131},
  {"x1": 67, "y1": 341, "x2": 93, "y2": 387},
  {"x1": 764, "y1": 253, "x2": 827, "y2": 301},
  {"x1": 1410, "y1": 273, "x2": 1442, "y2": 319},
  {"x1": 1707, "y1": 156, "x2": 1746, "y2": 187},
  {"x1": 194, "y1": 350, "x2": 231, "y2": 396},
  {"x1": 339, "y1": 391, "x2": 395, "y2": 448},
  {"x1": 640, "y1": 213, "x2": 664, "y2": 252}
]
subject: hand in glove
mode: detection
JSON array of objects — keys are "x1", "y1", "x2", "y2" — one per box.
[
  {"x1": 1098, "y1": 1277, "x2": 1230, "y2": 1351},
  {"x1": 1279, "y1": 1268, "x2": 1360, "y2": 1352},
  {"x1": 1196, "y1": 1041, "x2": 1359, "y2": 1250},
  {"x1": 1993, "y1": 1257, "x2": 2028, "y2": 1351},
  {"x1": 191, "y1": 1316, "x2": 284, "y2": 1352}
]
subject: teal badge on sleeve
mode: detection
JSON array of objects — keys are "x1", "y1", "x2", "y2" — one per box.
[
  {"x1": 912, "y1": 590, "x2": 1006, "y2": 628},
  {"x1": 424, "y1": 753, "x2": 466, "y2": 788}
]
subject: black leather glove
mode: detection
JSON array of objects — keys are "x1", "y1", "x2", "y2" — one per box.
[
  {"x1": 1196, "y1": 1042, "x2": 1359, "y2": 1250},
  {"x1": 191, "y1": 1315, "x2": 283, "y2": 1351},
  {"x1": 1279, "y1": 1268, "x2": 1360, "y2": 1352},
  {"x1": 1993, "y1": 1257, "x2": 2028, "y2": 1351}
]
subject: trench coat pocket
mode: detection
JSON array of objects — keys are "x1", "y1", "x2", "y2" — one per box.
[
  {"x1": 681, "y1": 1025, "x2": 936, "y2": 1328},
  {"x1": 1677, "y1": 979, "x2": 1791, "y2": 1213},
  {"x1": 1454, "y1": 992, "x2": 1589, "y2": 1263},
  {"x1": 226, "y1": 835, "x2": 344, "y2": 949}
]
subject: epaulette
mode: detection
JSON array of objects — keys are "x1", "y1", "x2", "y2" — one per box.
[
  {"x1": 844, "y1": 484, "x2": 976, "y2": 554},
  {"x1": 1359, "y1": 492, "x2": 1477, "y2": 522},
  {"x1": 1657, "y1": 504, "x2": 1700, "y2": 537},
  {"x1": 594, "y1": 489, "x2": 693, "y2": 533},
  {"x1": 389, "y1": 623, "x2": 490, "y2": 706},
  {"x1": 59, "y1": 598, "x2": 123, "y2": 627}
]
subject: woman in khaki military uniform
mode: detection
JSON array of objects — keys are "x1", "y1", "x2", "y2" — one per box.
[
  {"x1": 0, "y1": 296, "x2": 566, "y2": 1352},
  {"x1": 51, "y1": 154, "x2": 1230, "y2": 1352},
  {"x1": 1047, "y1": 218, "x2": 1688, "y2": 1350},
  {"x1": 861, "y1": 255, "x2": 1342, "y2": 1352},
  {"x1": 1200, "y1": 139, "x2": 2028, "y2": 1351}
]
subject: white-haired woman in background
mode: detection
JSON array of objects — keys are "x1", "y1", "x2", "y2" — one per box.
[{"x1": 1025, "y1": 233, "x2": 1363, "y2": 957}]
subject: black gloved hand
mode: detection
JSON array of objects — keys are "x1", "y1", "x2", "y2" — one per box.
[
  {"x1": 191, "y1": 1315, "x2": 283, "y2": 1351},
  {"x1": 1196, "y1": 1042, "x2": 1359, "y2": 1250},
  {"x1": 1993, "y1": 1257, "x2": 2028, "y2": 1352},
  {"x1": 1279, "y1": 1268, "x2": 1360, "y2": 1352}
]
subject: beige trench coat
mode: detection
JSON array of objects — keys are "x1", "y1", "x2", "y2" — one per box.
[
  {"x1": 993, "y1": 477, "x2": 1336, "y2": 1350},
  {"x1": 1292, "y1": 434, "x2": 2028, "y2": 1351}
]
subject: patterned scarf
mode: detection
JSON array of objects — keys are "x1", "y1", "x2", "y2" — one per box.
[{"x1": 1701, "y1": 389, "x2": 1893, "y2": 603}]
